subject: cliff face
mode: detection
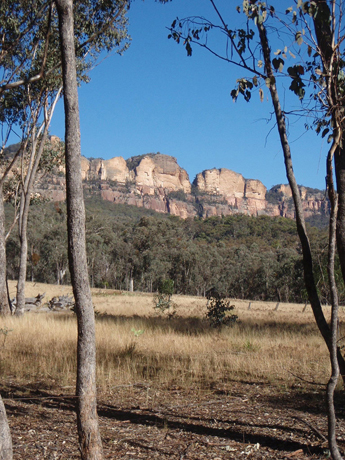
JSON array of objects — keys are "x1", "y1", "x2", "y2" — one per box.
[
  {"x1": 265, "y1": 184, "x2": 328, "y2": 221},
  {"x1": 193, "y1": 168, "x2": 267, "y2": 217},
  {"x1": 34, "y1": 151, "x2": 329, "y2": 221},
  {"x1": 80, "y1": 153, "x2": 191, "y2": 194}
]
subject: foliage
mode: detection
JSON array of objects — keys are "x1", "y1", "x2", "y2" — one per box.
[
  {"x1": 126, "y1": 153, "x2": 159, "y2": 171},
  {"x1": 0, "y1": 0, "x2": 130, "y2": 94},
  {"x1": 167, "y1": 190, "x2": 187, "y2": 202},
  {"x1": 206, "y1": 296, "x2": 237, "y2": 328},
  {"x1": 5, "y1": 199, "x2": 332, "y2": 303},
  {"x1": 153, "y1": 278, "x2": 177, "y2": 317},
  {"x1": 266, "y1": 187, "x2": 287, "y2": 205},
  {"x1": 131, "y1": 327, "x2": 144, "y2": 337},
  {"x1": 0, "y1": 327, "x2": 12, "y2": 348},
  {"x1": 159, "y1": 278, "x2": 174, "y2": 296}
]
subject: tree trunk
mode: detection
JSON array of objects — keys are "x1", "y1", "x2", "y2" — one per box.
[
  {"x1": 312, "y1": 0, "x2": 345, "y2": 293},
  {"x1": 0, "y1": 189, "x2": 12, "y2": 456},
  {"x1": 16, "y1": 130, "x2": 49, "y2": 315},
  {"x1": 326, "y1": 145, "x2": 343, "y2": 460},
  {"x1": 257, "y1": 20, "x2": 345, "y2": 380},
  {"x1": 0, "y1": 186, "x2": 11, "y2": 316},
  {"x1": 0, "y1": 396, "x2": 12, "y2": 460},
  {"x1": 56, "y1": 0, "x2": 103, "y2": 458},
  {"x1": 334, "y1": 148, "x2": 345, "y2": 283}
]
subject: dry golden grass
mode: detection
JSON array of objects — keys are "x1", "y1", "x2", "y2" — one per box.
[{"x1": 2, "y1": 281, "x2": 342, "y2": 392}]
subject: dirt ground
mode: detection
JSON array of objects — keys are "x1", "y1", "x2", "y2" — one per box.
[{"x1": 2, "y1": 379, "x2": 344, "y2": 459}]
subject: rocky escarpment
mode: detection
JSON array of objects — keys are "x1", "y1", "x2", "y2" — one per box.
[
  {"x1": 193, "y1": 168, "x2": 267, "y2": 217},
  {"x1": 266, "y1": 184, "x2": 328, "y2": 221},
  {"x1": 81, "y1": 153, "x2": 191, "y2": 195},
  {"x1": 34, "y1": 150, "x2": 329, "y2": 222}
]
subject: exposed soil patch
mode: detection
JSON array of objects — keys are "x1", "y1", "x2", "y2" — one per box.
[{"x1": 4, "y1": 381, "x2": 344, "y2": 459}]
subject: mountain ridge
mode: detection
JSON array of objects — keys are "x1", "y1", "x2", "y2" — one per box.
[{"x1": 31, "y1": 140, "x2": 329, "y2": 224}]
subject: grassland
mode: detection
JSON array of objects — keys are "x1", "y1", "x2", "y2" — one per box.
[
  {"x1": 2, "y1": 281, "x2": 341, "y2": 391},
  {"x1": 3, "y1": 281, "x2": 345, "y2": 459}
]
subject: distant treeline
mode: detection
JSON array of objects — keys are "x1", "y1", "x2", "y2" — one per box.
[{"x1": 5, "y1": 196, "x2": 341, "y2": 304}]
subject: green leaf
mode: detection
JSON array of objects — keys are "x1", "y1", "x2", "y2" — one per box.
[
  {"x1": 244, "y1": 90, "x2": 251, "y2": 102},
  {"x1": 295, "y1": 31, "x2": 303, "y2": 45},
  {"x1": 297, "y1": 65, "x2": 304, "y2": 75},
  {"x1": 272, "y1": 58, "x2": 284, "y2": 72},
  {"x1": 231, "y1": 88, "x2": 239, "y2": 102},
  {"x1": 185, "y1": 41, "x2": 192, "y2": 56},
  {"x1": 321, "y1": 128, "x2": 330, "y2": 138}
]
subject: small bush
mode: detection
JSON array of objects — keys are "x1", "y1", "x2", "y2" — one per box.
[
  {"x1": 153, "y1": 279, "x2": 177, "y2": 318},
  {"x1": 206, "y1": 296, "x2": 238, "y2": 328}
]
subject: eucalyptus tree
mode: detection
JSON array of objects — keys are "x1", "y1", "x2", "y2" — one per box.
[
  {"x1": 56, "y1": 1, "x2": 104, "y2": 455},
  {"x1": 54, "y1": 1, "x2": 130, "y2": 458},
  {"x1": 0, "y1": 0, "x2": 129, "y2": 316},
  {"x1": 14, "y1": 89, "x2": 63, "y2": 315},
  {"x1": 0, "y1": 1, "x2": 130, "y2": 458},
  {"x1": 168, "y1": 1, "x2": 345, "y2": 457}
]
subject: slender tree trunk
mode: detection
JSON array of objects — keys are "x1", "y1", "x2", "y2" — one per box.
[
  {"x1": 326, "y1": 145, "x2": 343, "y2": 460},
  {"x1": 312, "y1": 0, "x2": 345, "y2": 294},
  {"x1": 16, "y1": 87, "x2": 61, "y2": 315},
  {"x1": 0, "y1": 186, "x2": 11, "y2": 316},
  {"x1": 56, "y1": 0, "x2": 103, "y2": 458},
  {"x1": 0, "y1": 187, "x2": 13, "y2": 458},
  {"x1": 257, "y1": 21, "x2": 345, "y2": 379},
  {"x1": 334, "y1": 148, "x2": 345, "y2": 279}
]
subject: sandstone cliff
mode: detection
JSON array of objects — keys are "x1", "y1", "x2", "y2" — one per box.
[
  {"x1": 29, "y1": 148, "x2": 329, "y2": 222},
  {"x1": 193, "y1": 168, "x2": 267, "y2": 217}
]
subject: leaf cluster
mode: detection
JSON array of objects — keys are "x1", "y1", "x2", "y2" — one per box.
[
  {"x1": 0, "y1": 0, "x2": 130, "y2": 129},
  {"x1": 206, "y1": 296, "x2": 237, "y2": 328}
]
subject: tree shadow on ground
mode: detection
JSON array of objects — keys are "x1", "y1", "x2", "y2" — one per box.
[
  {"x1": 264, "y1": 387, "x2": 345, "y2": 418},
  {"x1": 54, "y1": 312, "x2": 211, "y2": 335},
  {"x1": 53, "y1": 312, "x2": 322, "y2": 338},
  {"x1": 0, "y1": 383, "x2": 327, "y2": 456}
]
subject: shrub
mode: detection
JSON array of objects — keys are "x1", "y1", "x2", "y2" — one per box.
[
  {"x1": 206, "y1": 296, "x2": 238, "y2": 328},
  {"x1": 153, "y1": 279, "x2": 177, "y2": 318}
]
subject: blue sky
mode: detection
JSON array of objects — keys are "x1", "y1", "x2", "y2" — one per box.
[{"x1": 49, "y1": 0, "x2": 328, "y2": 191}]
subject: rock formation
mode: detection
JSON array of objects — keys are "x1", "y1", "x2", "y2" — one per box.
[
  {"x1": 193, "y1": 168, "x2": 268, "y2": 217},
  {"x1": 13, "y1": 140, "x2": 327, "y2": 222}
]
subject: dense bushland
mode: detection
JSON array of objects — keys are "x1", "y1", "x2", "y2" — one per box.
[{"x1": 5, "y1": 197, "x2": 339, "y2": 303}]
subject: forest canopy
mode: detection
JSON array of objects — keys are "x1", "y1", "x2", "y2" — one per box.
[{"x1": 6, "y1": 196, "x2": 336, "y2": 305}]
